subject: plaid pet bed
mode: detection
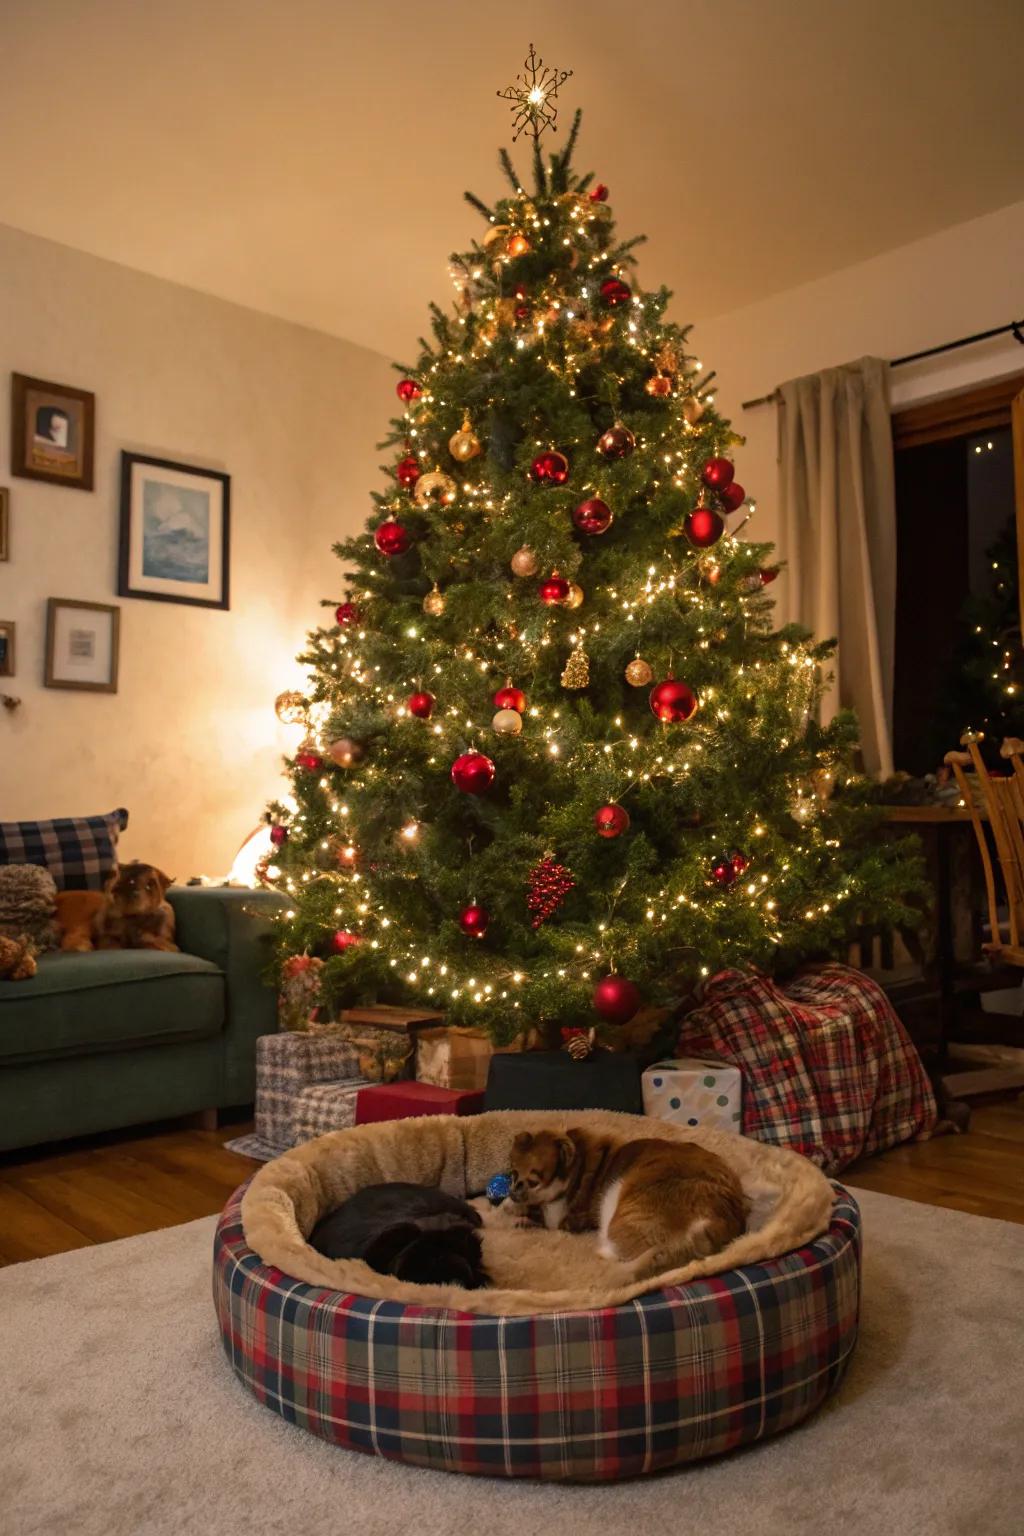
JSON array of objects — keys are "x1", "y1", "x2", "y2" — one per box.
[
  {"x1": 0, "y1": 807, "x2": 128, "y2": 891},
  {"x1": 679, "y1": 964, "x2": 937, "y2": 1174},
  {"x1": 213, "y1": 1182, "x2": 860, "y2": 1481}
]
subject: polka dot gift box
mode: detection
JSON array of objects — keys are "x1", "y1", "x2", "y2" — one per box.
[{"x1": 641, "y1": 1057, "x2": 743, "y2": 1130}]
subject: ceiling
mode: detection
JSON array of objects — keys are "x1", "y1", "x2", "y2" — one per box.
[{"x1": 2, "y1": 0, "x2": 1022, "y2": 359}]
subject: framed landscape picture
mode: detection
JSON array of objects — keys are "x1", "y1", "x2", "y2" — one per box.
[
  {"x1": 118, "y1": 452, "x2": 230, "y2": 610},
  {"x1": 45, "y1": 599, "x2": 120, "y2": 692},
  {"x1": 11, "y1": 374, "x2": 95, "y2": 490},
  {"x1": 0, "y1": 619, "x2": 14, "y2": 677}
]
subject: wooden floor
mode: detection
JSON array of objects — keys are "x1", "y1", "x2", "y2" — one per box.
[{"x1": 1, "y1": 1099, "x2": 1022, "y2": 1266}]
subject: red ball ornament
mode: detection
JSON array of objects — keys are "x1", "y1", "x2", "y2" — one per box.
[
  {"x1": 711, "y1": 855, "x2": 736, "y2": 887},
  {"x1": 451, "y1": 751, "x2": 495, "y2": 795},
  {"x1": 649, "y1": 678, "x2": 699, "y2": 723},
  {"x1": 684, "y1": 508, "x2": 725, "y2": 549},
  {"x1": 269, "y1": 825, "x2": 288, "y2": 848},
  {"x1": 331, "y1": 929, "x2": 362, "y2": 953},
  {"x1": 514, "y1": 303, "x2": 531, "y2": 323},
  {"x1": 573, "y1": 497, "x2": 613, "y2": 535},
  {"x1": 597, "y1": 423, "x2": 636, "y2": 459},
  {"x1": 296, "y1": 750, "x2": 324, "y2": 773},
  {"x1": 599, "y1": 276, "x2": 631, "y2": 307},
  {"x1": 702, "y1": 456, "x2": 735, "y2": 490},
  {"x1": 539, "y1": 573, "x2": 571, "y2": 605},
  {"x1": 593, "y1": 974, "x2": 641, "y2": 1025},
  {"x1": 396, "y1": 378, "x2": 422, "y2": 403},
  {"x1": 590, "y1": 183, "x2": 609, "y2": 202},
  {"x1": 374, "y1": 520, "x2": 410, "y2": 557},
  {"x1": 395, "y1": 454, "x2": 421, "y2": 489},
  {"x1": 719, "y1": 481, "x2": 746, "y2": 512},
  {"x1": 458, "y1": 903, "x2": 490, "y2": 939},
  {"x1": 594, "y1": 804, "x2": 630, "y2": 838},
  {"x1": 729, "y1": 848, "x2": 750, "y2": 877},
  {"x1": 407, "y1": 691, "x2": 435, "y2": 719},
  {"x1": 494, "y1": 683, "x2": 527, "y2": 712},
  {"x1": 335, "y1": 601, "x2": 360, "y2": 627},
  {"x1": 760, "y1": 566, "x2": 779, "y2": 586},
  {"x1": 530, "y1": 450, "x2": 570, "y2": 485}
]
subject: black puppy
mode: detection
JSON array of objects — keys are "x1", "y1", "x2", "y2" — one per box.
[{"x1": 309, "y1": 1182, "x2": 489, "y2": 1289}]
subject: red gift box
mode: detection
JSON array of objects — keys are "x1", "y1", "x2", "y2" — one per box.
[{"x1": 355, "y1": 1081, "x2": 485, "y2": 1125}]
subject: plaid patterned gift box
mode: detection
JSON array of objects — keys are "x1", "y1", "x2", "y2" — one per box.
[
  {"x1": 253, "y1": 1032, "x2": 362, "y2": 1153},
  {"x1": 679, "y1": 964, "x2": 937, "y2": 1174},
  {"x1": 291, "y1": 1079, "x2": 367, "y2": 1143},
  {"x1": 0, "y1": 807, "x2": 128, "y2": 891},
  {"x1": 213, "y1": 1181, "x2": 861, "y2": 1482}
]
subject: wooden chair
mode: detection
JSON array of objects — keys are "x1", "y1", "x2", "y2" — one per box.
[{"x1": 944, "y1": 735, "x2": 1024, "y2": 1096}]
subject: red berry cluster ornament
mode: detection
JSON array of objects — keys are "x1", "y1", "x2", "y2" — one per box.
[
  {"x1": 374, "y1": 520, "x2": 411, "y2": 557},
  {"x1": 335, "y1": 601, "x2": 360, "y2": 626},
  {"x1": 396, "y1": 378, "x2": 422, "y2": 403},
  {"x1": 269, "y1": 825, "x2": 288, "y2": 848},
  {"x1": 527, "y1": 857, "x2": 574, "y2": 928},
  {"x1": 450, "y1": 752, "x2": 495, "y2": 794},
  {"x1": 395, "y1": 454, "x2": 421, "y2": 489},
  {"x1": 531, "y1": 450, "x2": 570, "y2": 485},
  {"x1": 458, "y1": 903, "x2": 490, "y2": 939},
  {"x1": 407, "y1": 691, "x2": 435, "y2": 719},
  {"x1": 599, "y1": 276, "x2": 631, "y2": 307},
  {"x1": 649, "y1": 677, "x2": 699, "y2": 723},
  {"x1": 592, "y1": 974, "x2": 641, "y2": 1024},
  {"x1": 573, "y1": 497, "x2": 613, "y2": 535},
  {"x1": 594, "y1": 804, "x2": 630, "y2": 838}
]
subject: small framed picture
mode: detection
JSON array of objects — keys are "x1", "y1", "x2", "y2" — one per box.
[
  {"x1": 0, "y1": 488, "x2": 8, "y2": 561},
  {"x1": 119, "y1": 452, "x2": 230, "y2": 610},
  {"x1": 0, "y1": 620, "x2": 14, "y2": 677},
  {"x1": 11, "y1": 374, "x2": 95, "y2": 491},
  {"x1": 45, "y1": 599, "x2": 120, "y2": 693}
]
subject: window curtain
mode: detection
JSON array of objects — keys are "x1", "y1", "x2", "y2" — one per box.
[{"x1": 777, "y1": 356, "x2": 896, "y2": 777}]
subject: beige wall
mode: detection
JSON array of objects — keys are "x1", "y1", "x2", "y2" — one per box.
[
  {"x1": 694, "y1": 197, "x2": 1024, "y2": 565},
  {"x1": 0, "y1": 222, "x2": 391, "y2": 877}
]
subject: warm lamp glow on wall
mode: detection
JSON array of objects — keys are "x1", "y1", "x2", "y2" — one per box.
[{"x1": 229, "y1": 824, "x2": 276, "y2": 887}]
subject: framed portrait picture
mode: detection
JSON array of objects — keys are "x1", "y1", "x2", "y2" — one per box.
[
  {"x1": 45, "y1": 599, "x2": 120, "y2": 693},
  {"x1": 11, "y1": 374, "x2": 95, "y2": 491},
  {"x1": 0, "y1": 620, "x2": 14, "y2": 677},
  {"x1": 118, "y1": 452, "x2": 230, "y2": 610},
  {"x1": 0, "y1": 488, "x2": 8, "y2": 561}
]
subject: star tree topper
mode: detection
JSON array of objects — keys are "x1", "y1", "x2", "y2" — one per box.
[{"x1": 497, "y1": 44, "x2": 573, "y2": 144}]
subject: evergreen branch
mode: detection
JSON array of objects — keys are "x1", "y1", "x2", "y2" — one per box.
[
  {"x1": 532, "y1": 134, "x2": 547, "y2": 197},
  {"x1": 498, "y1": 147, "x2": 522, "y2": 194},
  {"x1": 463, "y1": 190, "x2": 493, "y2": 220},
  {"x1": 553, "y1": 108, "x2": 582, "y2": 190}
]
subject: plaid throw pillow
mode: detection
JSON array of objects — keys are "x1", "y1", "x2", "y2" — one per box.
[{"x1": 0, "y1": 808, "x2": 129, "y2": 891}]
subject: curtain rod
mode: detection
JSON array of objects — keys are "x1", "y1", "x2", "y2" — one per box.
[{"x1": 740, "y1": 317, "x2": 1024, "y2": 411}]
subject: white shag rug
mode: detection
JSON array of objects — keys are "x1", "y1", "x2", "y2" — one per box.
[{"x1": 2, "y1": 1188, "x2": 1022, "y2": 1536}]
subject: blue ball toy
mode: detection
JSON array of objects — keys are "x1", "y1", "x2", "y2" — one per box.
[{"x1": 486, "y1": 1171, "x2": 513, "y2": 1205}]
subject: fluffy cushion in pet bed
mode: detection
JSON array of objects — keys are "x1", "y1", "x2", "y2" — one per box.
[{"x1": 214, "y1": 1111, "x2": 859, "y2": 1480}]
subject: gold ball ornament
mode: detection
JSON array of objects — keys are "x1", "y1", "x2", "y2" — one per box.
[
  {"x1": 682, "y1": 395, "x2": 706, "y2": 426},
  {"x1": 625, "y1": 657, "x2": 653, "y2": 687},
  {"x1": 563, "y1": 582, "x2": 585, "y2": 610},
  {"x1": 422, "y1": 585, "x2": 446, "y2": 616},
  {"x1": 511, "y1": 546, "x2": 539, "y2": 578},
  {"x1": 274, "y1": 690, "x2": 307, "y2": 725},
  {"x1": 507, "y1": 233, "x2": 531, "y2": 258},
  {"x1": 448, "y1": 416, "x2": 481, "y2": 463},
  {"x1": 327, "y1": 737, "x2": 364, "y2": 768},
  {"x1": 492, "y1": 708, "x2": 523, "y2": 736},
  {"x1": 414, "y1": 470, "x2": 457, "y2": 508}
]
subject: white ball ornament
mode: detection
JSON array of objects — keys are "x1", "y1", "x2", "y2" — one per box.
[
  {"x1": 492, "y1": 708, "x2": 523, "y2": 736},
  {"x1": 510, "y1": 546, "x2": 539, "y2": 578}
]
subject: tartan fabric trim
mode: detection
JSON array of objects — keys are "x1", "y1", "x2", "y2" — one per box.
[
  {"x1": 213, "y1": 1182, "x2": 860, "y2": 1481},
  {"x1": 0, "y1": 807, "x2": 128, "y2": 891},
  {"x1": 679, "y1": 964, "x2": 937, "y2": 1174}
]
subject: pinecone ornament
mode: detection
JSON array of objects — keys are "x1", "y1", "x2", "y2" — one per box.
[{"x1": 526, "y1": 856, "x2": 575, "y2": 928}]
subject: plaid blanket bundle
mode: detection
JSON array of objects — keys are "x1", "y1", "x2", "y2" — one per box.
[{"x1": 678, "y1": 964, "x2": 937, "y2": 1174}]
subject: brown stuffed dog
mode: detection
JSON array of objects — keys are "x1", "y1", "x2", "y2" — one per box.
[{"x1": 93, "y1": 863, "x2": 178, "y2": 952}]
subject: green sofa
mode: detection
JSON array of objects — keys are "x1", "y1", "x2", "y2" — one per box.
[{"x1": 0, "y1": 887, "x2": 284, "y2": 1153}]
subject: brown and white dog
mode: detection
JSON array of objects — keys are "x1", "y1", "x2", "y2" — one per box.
[
  {"x1": 93, "y1": 862, "x2": 178, "y2": 952},
  {"x1": 508, "y1": 1127, "x2": 747, "y2": 1277}
]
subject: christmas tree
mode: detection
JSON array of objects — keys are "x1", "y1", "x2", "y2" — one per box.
[{"x1": 266, "y1": 62, "x2": 916, "y2": 1046}]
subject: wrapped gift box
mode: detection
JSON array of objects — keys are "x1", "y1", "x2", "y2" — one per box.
[
  {"x1": 484, "y1": 1050, "x2": 643, "y2": 1115},
  {"x1": 641, "y1": 1057, "x2": 743, "y2": 1130},
  {"x1": 292, "y1": 1078, "x2": 368, "y2": 1143},
  {"x1": 415, "y1": 1025, "x2": 495, "y2": 1091},
  {"x1": 355, "y1": 1081, "x2": 485, "y2": 1124},
  {"x1": 254, "y1": 1031, "x2": 361, "y2": 1150},
  {"x1": 332, "y1": 1005, "x2": 446, "y2": 1082}
]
